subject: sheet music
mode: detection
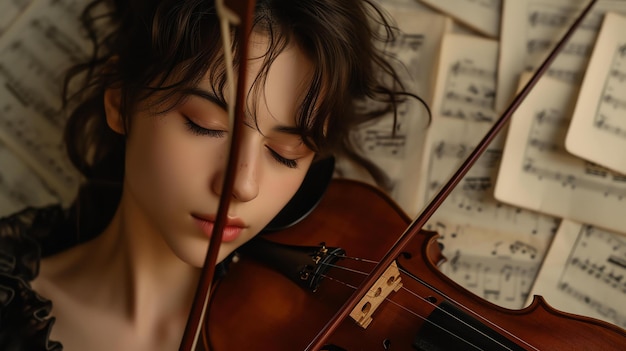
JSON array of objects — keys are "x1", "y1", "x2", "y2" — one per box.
[
  {"x1": 528, "y1": 220, "x2": 626, "y2": 328},
  {"x1": 566, "y1": 12, "x2": 626, "y2": 175},
  {"x1": 495, "y1": 74, "x2": 626, "y2": 235},
  {"x1": 0, "y1": 0, "x2": 33, "y2": 37},
  {"x1": 0, "y1": 140, "x2": 57, "y2": 217},
  {"x1": 336, "y1": 2, "x2": 450, "y2": 212},
  {"x1": 420, "y1": 119, "x2": 559, "y2": 308},
  {"x1": 0, "y1": 0, "x2": 95, "y2": 204},
  {"x1": 413, "y1": 33, "x2": 559, "y2": 308},
  {"x1": 417, "y1": 0, "x2": 502, "y2": 38},
  {"x1": 415, "y1": 33, "x2": 499, "y2": 211},
  {"x1": 431, "y1": 221, "x2": 557, "y2": 309},
  {"x1": 496, "y1": 0, "x2": 626, "y2": 113},
  {"x1": 432, "y1": 34, "x2": 499, "y2": 126}
]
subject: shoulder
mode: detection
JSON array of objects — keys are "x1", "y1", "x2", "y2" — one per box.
[{"x1": 0, "y1": 205, "x2": 65, "y2": 351}]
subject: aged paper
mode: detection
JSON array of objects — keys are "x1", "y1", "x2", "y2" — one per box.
[
  {"x1": 0, "y1": 0, "x2": 93, "y2": 204},
  {"x1": 335, "y1": 1, "x2": 450, "y2": 212},
  {"x1": 0, "y1": 0, "x2": 33, "y2": 37},
  {"x1": 496, "y1": 0, "x2": 626, "y2": 113},
  {"x1": 418, "y1": 0, "x2": 502, "y2": 38},
  {"x1": 495, "y1": 74, "x2": 626, "y2": 235},
  {"x1": 0, "y1": 140, "x2": 57, "y2": 217},
  {"x1": 566, "y1": 12, "x2": 626, "y2": 175},
  {"x1": 415, "y1": 33, "x2": 558, "y2": 309},
  {"x1": 529, "y1": 220, "x2": 626, "y2": 329}
]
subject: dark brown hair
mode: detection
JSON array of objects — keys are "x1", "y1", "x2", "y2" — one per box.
[{"x1": 62, "y1": 0, "x2": 424, "y2": 235}]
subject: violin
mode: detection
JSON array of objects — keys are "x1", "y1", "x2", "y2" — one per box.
[
  {"x1": 179, "y1": 0, "x2": 626, "y2": 350},
  {"x1": 205, "y1": 178, "x2": 626, "y2": 350}
]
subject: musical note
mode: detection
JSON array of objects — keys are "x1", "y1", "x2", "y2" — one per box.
[
  {"x1": 0, "y1": 140, "x2": 58, "y2": 216},
  {"x1": 0, "y1": 0, "x2": 33, "y2": 37},
  {"x1": 497, "y1": 0, "x2": 626, "y2": 112},
  {"x1": 528, "y1": 9, "x2": 571, "y2": 28},
  {"x1": 530, "y1": 220, "x2": 626, "y2": 328},
  {"x1": 435, "y1": 35, "x2": 498, "y2": 124},
  {"x1": 418, "y1": 0, "x2": 501, "y2": 37},
  {"x1": 0, "y1": 0, "x2": 96, "y2": 204},
  {"x1": 420, "y1": 121, "x2": 559, "y2": 310},
  {"x1": 591, "y1": 47, "x2": 626, "y2": 138},
  {"x1": 352, "y1": 111, "x2": 408, "y2": 159},
  {"x1": 566, "y1": 12, "x2": 626, "y2": 175},
  {"x1": 497, "y1": 74, "x2": 626, "y2": 235},
  {"x1": 441, "y1": 241, "x2": 539, "y2": 309},
  {"x1": 336, "y1": 3, "x2": 448, "y2": 211}
]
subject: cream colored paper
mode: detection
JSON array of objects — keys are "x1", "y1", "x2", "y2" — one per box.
[
  {"x1": 418, "y1": 0, "x2": 502, "y2": 38},
  {"x1": 566, "y1": 12, "x2": 626, "y2": 175},
  {"x1": 336, "y1": 2, "x2": 450, "y2": 212},
  {"x1": 0, "y1": 0, "x2": 94, "y2": 204},
  {"x1": 412, "y1": 33, "x2": 558, "y2": 309},
  {"x1": 495, "y1": 74, "x2": 626, "y2": 235},
  {"x1": 0, "y1": 0, "x2": 33, "y2": 37},
  {"x1": 0, "y1": 140, "x2": 58, "y2": 217},
  {"x1": 496, "y1": 0, "x2": 626, "y2": 113},
  {"x1": 528, "y1": 219, "x2": 626, "y2": 328}
]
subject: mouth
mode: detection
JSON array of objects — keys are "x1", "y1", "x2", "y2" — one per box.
[{"x1": 191, "y1": 214, "x2": 245, "y2": 243}]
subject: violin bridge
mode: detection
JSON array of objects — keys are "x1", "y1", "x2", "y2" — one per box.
[{"x1": 349, "y1": 261, "x2": 403, "y2": 329}]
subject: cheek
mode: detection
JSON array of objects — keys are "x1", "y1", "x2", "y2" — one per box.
[
  {"x1": 124, "y1": 117, "x2": 222, "y2": 209},
  {"x1": 259, "y1": 161, "x2": 315, "y2": 221}
]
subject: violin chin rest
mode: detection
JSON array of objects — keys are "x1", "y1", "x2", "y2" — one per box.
[{"x1": 263, "y1": 156, "x2": 335, "y2": 232}]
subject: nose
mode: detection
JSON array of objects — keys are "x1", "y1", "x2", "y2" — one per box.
[{"x1": 212, "y1": 148, "x2": 259, "y2": 202}]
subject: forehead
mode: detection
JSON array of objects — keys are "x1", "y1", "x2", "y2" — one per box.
[{"x1": 207, "y1": 33, "x2": 315, "y2": 127}]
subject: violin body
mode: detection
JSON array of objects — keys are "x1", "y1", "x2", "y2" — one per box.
[{"x1": 206, "y1": 179, "x2": 626, "y2": 350}]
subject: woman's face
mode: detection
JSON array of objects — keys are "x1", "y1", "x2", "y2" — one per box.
[{"x1": 111, "y1": 38, "x2": 317, "y2": 266}]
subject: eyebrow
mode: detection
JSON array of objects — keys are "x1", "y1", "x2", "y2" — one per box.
[
  {"x1": 182, "y1": 87, "x2": 227, "y2": 109},
  {"x1": 185, "y1": 87, "x2": 305, "y2": 136}
]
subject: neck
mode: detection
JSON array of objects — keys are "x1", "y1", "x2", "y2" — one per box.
[{"x1": 92, "y1": 191, "x2": 201, "y2": 334}]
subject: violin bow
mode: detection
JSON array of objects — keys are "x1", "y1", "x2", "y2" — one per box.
[
  {"x1": 305, "y1": 0, "x2": 598, "y2": 349},
  {"x1": 179, "y1": 0, "x2": 256, "y2": 350}
]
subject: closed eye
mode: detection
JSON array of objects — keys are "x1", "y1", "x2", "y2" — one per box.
[
  {"x1": 266, "y1": 146, "x2": 298, "y2": 169},
  {"x1": 184, "y1": 117, "x2": 227, "y2": 138}
]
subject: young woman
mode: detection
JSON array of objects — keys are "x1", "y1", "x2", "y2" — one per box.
[{"x1": 0, "y1": 0, "x2": 416, "y2": 350}]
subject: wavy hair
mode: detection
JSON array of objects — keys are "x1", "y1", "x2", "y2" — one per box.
[{"x1": 62, "y1": 0, "x2": 426, "y2": 235}]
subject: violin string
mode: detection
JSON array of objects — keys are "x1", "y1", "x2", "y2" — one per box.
[
  {"x1": 332, "y1": 254, "x2": 378, "y2": 264},
  {"x1": 321, "y1": 257, "x2": 538, "y2": 351},
  {"x1": 320, "y1": 273, "x2": 488, "y2": 351},
  {"x1": 397, "y1": 266, "x2": 539, "y2": 351},
  {"x1": 326, "y1": 255, "x2": 540, "y2": 350}
]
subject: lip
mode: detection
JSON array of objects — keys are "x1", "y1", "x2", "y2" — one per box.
[{"x1": 192, "y1": 214, "x2": 246, "y2": 243}]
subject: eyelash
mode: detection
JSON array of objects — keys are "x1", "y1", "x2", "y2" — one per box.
[
  {"x1": 184, "y1": 118, "x2": 227, "y2": 138},
  {"x1": 266, "y1": 147, "x2": 298, "y2": 169},
  {"x1": 184, "y1": 117, "x2": 298, "y2": 169}
]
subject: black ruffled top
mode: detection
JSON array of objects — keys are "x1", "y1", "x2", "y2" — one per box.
[{"x1": 0, "y1": 206, "x2": 67, "y2": 351}]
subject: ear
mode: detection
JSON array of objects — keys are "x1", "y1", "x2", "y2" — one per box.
[{"x1": 104, "y1": 88, "x2": 125, "y2": 134}]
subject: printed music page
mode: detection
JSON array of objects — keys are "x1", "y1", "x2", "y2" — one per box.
[
  {"x1": 0, "y1": 0, "x2": 97, "y2": 205},
  {"x1": 566, "y1": 12, "x2": 626, "y2": 175},
  {"x1": 528, "y1": 219, "x2": 626, "y2": 329},
  {"x1": 0, "y1": 140, "x2": 58, "y2": 217},
  {"x1": 494, "y1": 74, "x2": 626, "y2": 236},
  {"x1": 417, "y1": 0, "x2": 502, "y2": 38},
  {"x1": 416, "y1": 32, "x2": 499, "y2": 213},
  {"x1": 496, "y1": 0, "x2": 626, "y2": 113},
  {"x1": 336, "y1": 1, "x2": 450, "y2": 213},
  {"x1": 415, "y1": 33, "x2": 558, "y2": 309},
  {"x1": 0, "y1": 0, "x2": 33, "y2": 37}
]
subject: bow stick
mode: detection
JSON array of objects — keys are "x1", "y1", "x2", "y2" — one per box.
[{"x1": 179, "y1": 1, "x2": 257, "y2": 350}]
